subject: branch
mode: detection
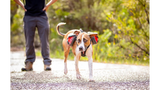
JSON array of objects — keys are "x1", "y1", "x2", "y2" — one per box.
[
  {"x1": 145, "y1": 8, "x2": 150, "y2": 24},
  {"x1": 138, "y1": 0, "x2": 145, "y2": 6},
  {"x1": 135, "y1": 7, "x2": 149, "y2": 39},
  {"x1": 138, "y1": 0, "x2": 150, "y2": 24},
  {"x1": 137, "y1": 17, "x2": 149, "y2": 39},
  {"x1": 130, "y1": 38, "x2": 149, "y2": 55}
]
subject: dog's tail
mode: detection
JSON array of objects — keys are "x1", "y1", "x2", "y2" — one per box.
[{"x1": 56, "y1": 22, "x2": 66, "y2": 36}]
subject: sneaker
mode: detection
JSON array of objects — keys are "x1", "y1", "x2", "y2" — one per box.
[
  {"x1": 44, "y1": 65, "x2": 51, "y2": 71},
  {"x1": 21, "y1": 61, "x2": 33, "y2": 71}
]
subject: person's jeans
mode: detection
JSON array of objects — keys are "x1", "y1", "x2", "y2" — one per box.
[{"x1": 23, "y1": 15, "x2": 51, "y2": 65}]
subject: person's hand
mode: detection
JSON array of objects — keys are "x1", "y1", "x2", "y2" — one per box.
[
  {"x1": 14, "y1": 0, "x2": 27, "y2": 12},
  {"x1": 43, "y1": 6, "x2": 49, "y2": 11},
  {"x1": 23, "y1": 8, "x2": 27, "y2": 12},
  {"x1": 22, "y1": 6, "x2": 27, "y2": 11},
  {"x1": 43, "y1": 0, "x2": 58, "y2": 11}
]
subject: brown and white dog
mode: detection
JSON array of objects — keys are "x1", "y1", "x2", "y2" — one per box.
[{"x1": 56, "y1": 23, "x2": 98, "y2": 82}]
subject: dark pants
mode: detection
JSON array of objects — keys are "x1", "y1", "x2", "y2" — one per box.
[{"x1": 23, "y1": 15, "x2": 51, "y2": 65}]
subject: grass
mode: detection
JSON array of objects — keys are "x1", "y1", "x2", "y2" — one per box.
[{"x1": 36, "y1": 49, "x2": 149, "y2": 66}]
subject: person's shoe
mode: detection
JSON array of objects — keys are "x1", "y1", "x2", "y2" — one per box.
[
  {"x1": 44, "y1": 65, "x2": 51, "y2": 71},
  {"x1": 21, "y1": 61, "x2": 33, "y2": 71}
]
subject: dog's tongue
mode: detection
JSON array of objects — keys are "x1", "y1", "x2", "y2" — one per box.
[{"x1": 83, "y1": 52, "x2": 85, "y2": 54}]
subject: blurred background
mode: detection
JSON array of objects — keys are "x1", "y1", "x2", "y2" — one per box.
[{"x1": 10, "y1": 0, "x2": 149, "y2": 65}]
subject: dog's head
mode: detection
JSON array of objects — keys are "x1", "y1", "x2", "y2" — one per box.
[
  {"x1": 75, "y1": 31, "x2": 98, "y2": 52},
  {"x1": 77, "y1": 32, "x2": 90, "y2": 52}
]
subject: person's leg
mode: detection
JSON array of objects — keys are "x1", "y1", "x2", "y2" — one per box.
[
  {"x1": 36, "y1": 16, "x2": 52, "y2": 68},
  {"x1": 23, "y1": 16, "x2": 36, "y2": 67}
]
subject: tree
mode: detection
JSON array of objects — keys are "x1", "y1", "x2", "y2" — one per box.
[{"x1": 103, "y1": 0, "x2": 149, "y2": 61}]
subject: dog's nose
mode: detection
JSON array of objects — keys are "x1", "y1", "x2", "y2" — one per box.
[{"x1": 79, "y1": 47, "x2": 83, "y2": 51}]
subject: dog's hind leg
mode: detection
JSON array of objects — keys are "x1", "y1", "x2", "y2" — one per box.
[{"x1": 63, "y1": 40, "x2": 70, "y2": 75}]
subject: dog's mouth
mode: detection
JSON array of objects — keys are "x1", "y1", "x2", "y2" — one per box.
[
  {"x1": 81, "y1": 51, "x2": 86, "y2": 57},
  {"x1": 79, "y1": 48, "x2": 86, "y2": 56},
  {"x1": 82, "y1": 51, "x2": 85, "y2": 54}
]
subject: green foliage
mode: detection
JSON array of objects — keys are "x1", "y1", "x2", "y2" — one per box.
[
  {"x1": 11, "y1": 14, "x2": 22, "y2": 32},
  {"x1": 93, "y1": 0, "x2": 149, "y2": 65},
  {"x1": 55, "y1": 9, "x2": 69, "y2": 17},
  {"x1": 11, "y1": 7, "x2": 25, "y2": 47}
]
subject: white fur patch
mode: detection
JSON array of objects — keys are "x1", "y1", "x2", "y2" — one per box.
[
  {"x1": 64, "y1": 62, "x2": 68, "y2": 75},
  {"x1": 77, "y1": 34, "x2": 85, "y2": 51},
  {"x1": 88, "y1": 56, "x2": 93, "y2": 80}
]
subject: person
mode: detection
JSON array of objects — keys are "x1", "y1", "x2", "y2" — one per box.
[{"x1": 14, "y1": 0, "x2": 57, "y2": 71}]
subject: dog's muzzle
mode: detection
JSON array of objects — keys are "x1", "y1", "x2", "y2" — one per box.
[{"x1": 79, "y1": 46, "x2": 83, "y2": 51}]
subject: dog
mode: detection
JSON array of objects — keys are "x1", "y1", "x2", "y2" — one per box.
[{"x1": 56, "y1": 23, "x2": 98, "y2": 82}]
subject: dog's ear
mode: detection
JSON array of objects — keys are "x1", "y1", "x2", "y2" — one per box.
[
  {"x1": 74, "y1": 30, "x2": 80, "y2": 36},
  {"x1": 88, "y1": 32, "x2": 98, "y2": 38},
  {"x1": 88, "y1": 32, "x2": 98, "y2": 45}
]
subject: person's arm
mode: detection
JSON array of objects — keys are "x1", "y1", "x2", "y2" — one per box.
[
  {"x1": 14, "y1": 0, "x2": 26, "y2": 11},
  {"x1": 43, "y1": 0, "x2": 58, "y2": 11}
]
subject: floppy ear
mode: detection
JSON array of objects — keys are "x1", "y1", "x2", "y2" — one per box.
[
  {"x1": 87, "y1": 32, "x2": 98, "y2": 45},
  {"x1": 88, "y1": 32, "x2": 98, "y2": 38},
  {"x1": 73, "y1": 30, "x2": 81, "y2": 36}
]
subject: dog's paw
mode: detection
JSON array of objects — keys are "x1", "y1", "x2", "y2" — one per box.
[
  {"x1": 64, "y1": 69, "x2": 68, "y2": 75},
  {"x1": 64, "y1": 71, "x2": 68, "y2": 75},
  {"x1": 76, "y1": 74, "x2": 81, "y2": 79}
]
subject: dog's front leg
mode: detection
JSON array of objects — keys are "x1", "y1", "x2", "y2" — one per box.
[
  {"x1": 88, "y1": 56, "x2": 94, "y2": 82},
  {"x1": 74, "y1": 55, "x2": 81, "y2": 79}
]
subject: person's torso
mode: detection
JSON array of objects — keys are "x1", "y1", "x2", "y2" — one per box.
[{"x1": 25, "y1": 0, "x2": 46, "y2": 16}]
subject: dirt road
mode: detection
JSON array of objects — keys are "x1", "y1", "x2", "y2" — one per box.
[{"x1": 11, "y1": 51, "x2": 149, "y2": 90}]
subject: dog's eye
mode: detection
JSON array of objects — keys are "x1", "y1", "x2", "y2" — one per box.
[
  {"x1": 77, "y1": 39, "x2": 81, "y2": 43},
  {"x1": 83, "y1": 38, "x2": 87, "y2": 43}
]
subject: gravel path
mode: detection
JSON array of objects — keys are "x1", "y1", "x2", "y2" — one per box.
[{"x1": 11, "y1": 51, "x2": 149, "y2": 90}]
